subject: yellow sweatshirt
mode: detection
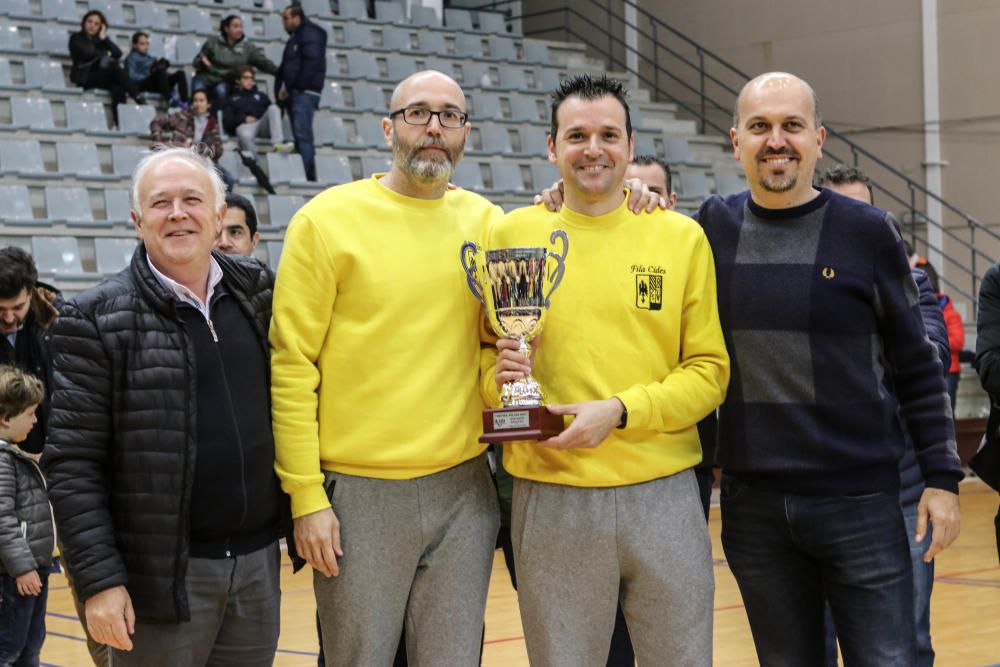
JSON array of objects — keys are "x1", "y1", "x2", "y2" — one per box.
[
  {"x1": 270, "y1": 176, "x2": 502, "y2": 518},
  {"x1": 485, "y1": 197, "x2": 730, "y2": 487}
]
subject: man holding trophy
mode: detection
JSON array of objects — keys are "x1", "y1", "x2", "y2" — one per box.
[
  {"x1": 486, "y1": 75, "x2": 730, "y2": 666},
  {"x1": 269, "y1": 70, "x2": 502, "y2": 665}
]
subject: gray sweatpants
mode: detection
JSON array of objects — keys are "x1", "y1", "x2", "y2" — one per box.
[
  {"x1": 109, "y1": 541, "x2": 281, "y2": 667},
  {"x1": 316, "y1": 453, "x2": 500, "y2": 667},
  {"x1": 513, "y1": 469, "x2": 714, "y2": 667}
]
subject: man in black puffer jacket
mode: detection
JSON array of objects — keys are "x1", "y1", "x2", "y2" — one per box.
[
  {"x1": 43, "y1": 147, "x2": 299, "y2": 666},
  {"x1": 276, "y1": 4, "x2": 327, "y2": 182}
]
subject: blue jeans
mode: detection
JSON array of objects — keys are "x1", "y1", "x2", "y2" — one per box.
[
  {"x1": 0, "y1": 571, "x2": 49, "y2": 667},
  {"x1": 721, "y1": 478, "x2": 915, "y2": 667},
  {"x1": 822, "y1": 500, "x2": 935, "y2": 666},
  {"x1": 289, "y1": 92, "x2": 319, "y2": 181}
]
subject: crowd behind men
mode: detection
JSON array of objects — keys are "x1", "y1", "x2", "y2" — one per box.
[{"x1": 0, "y1": 6, "x2": 997, "y2": 664}]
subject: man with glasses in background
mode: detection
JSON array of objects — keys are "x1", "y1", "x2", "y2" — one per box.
[{"x1": 270, "y1": 70, "x2": 502, "y2": 666}]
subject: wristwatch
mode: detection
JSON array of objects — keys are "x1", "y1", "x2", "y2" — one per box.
[{"x1": 617, "y1": 404, "x2": 628, "y2": 429}]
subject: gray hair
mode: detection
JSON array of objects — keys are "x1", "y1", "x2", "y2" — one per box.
[{"x1": 130, "y1": 146, "x2": 226, "y2": 220}]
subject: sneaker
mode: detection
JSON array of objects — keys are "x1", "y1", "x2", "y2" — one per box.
[
  {"x1": 273, "y1": 142, "x2": 296, "y2": 154},
  {"x1": 134, "y1": 94, "x2": 147, "y2": 106}
]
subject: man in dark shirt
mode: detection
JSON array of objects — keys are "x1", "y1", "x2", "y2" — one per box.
[
  {"x1": 698, "y1": 72, "x2": 962, "y2": 666},
  {"x1": 276, "y1": 4, "x2": 327, "y2": 182}
]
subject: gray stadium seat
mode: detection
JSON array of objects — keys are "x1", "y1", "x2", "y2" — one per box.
[
  {"x1": 176, "y1": 36, "x2": 203, "y2": 65},
  {"x1": 478, "y1": 12, "x2": 507, "y2": 34},
  {"x1": 479, "y1": 124, "x2": 513, "y2": 154},
  {"x1": 0, "y1": 58, "x2": 12, "y2": 87},
  {"x1": 355, "y1": 114, "x2": 386, "y2": 148},
  {"x1": 316, "y1": 155, "x2": 352, "y2": 184},
  {"x1": 634, "y1": 132, "x2": 659, "y2": 157},
  {"x1": 57, "y1": 142, "x2": 113, "y2": 179},
  {"x1": 445, "y1": 9, "x2": 473, "y2": 31},
  {"x1": 25, "y1": 60, "x2": 68, "y2": 91},
  {"x1": 320, "y1": 81, "x2": 347, "y2": 109},
  {"x1": 300, "y1": 0, "x2": 332, "y2": 18},
  {"x1": 315, "y1": 115, "x2": 350, "y2": 147},
  {"x1": 491, "y1": 163, "x2": 526, "y2": 193},
  {"x1": 263, "y1": 44, "x2": 284, "y2": 65},
  {"x1": 31, "y1": 26, "x2": 70, "y2": 56},
  {"x1": 0, "y1": 25, "x2": 23, "y2": 53},
  {"x1": 490, "y1": 36, "x2": 517, "y2": 61},
  {"x1": 410, "y1": 6, "x2": 440, "y2": 27},
  {"x1": 133, "y1": 3, "x2": 166, "y2": 30},
  {"x1": 499, "y1": 65, "x2": 528, "y2": 90},
  {"x1": 3, "y1": 0, "x2": 33, "y2": 19},
  {"x1": 179, "y1": 7, "x2": 214, "y2": 35},
  {"x1": 337, "y1": 22, "x2": 368, "y2": 48},
  {"x1": 453, "y1": 161, "x2": 484, "y2": 190},
  {"x1": 31, "y1": 236, "x2": 85, "y2": 276},
  {"x1": 374, "y1": 1, "x2": 405, "y2": 24},
  {"x1": 11, "y1": 97, "x2": 58, "y2": 131},
  {"x1": 0, "y1": 185, "x2": 34, "y2": 223},
  {"x1": 414, "y1": 29, "x2": 445, "y2": 55},
  {"x1": 360, "y1": 155, "x2": 391, "y2": 176},
  {"x1": 530, "y1": 163, "x2": 560, "y2": 190},
  {"x1": 386, "y1": 53, "x2": 416, "y2": 81},
  {"x1": 266, "y1": 153, "x2": 308, "y2": 185},
  {"x1": 266, "y1": 241, "x2": 283, "y2": 268},
  {"x1": 88, "y1": 0, "x2": 126, "y2": 27},
  {"x1": 510, "y1": 94, "x2": 544, "y2": 122},
  {"x1": 0, "y1": 139, "x2": 48, "y2": 176},
  {"x1": 470, "y1": 93, "x2": 503, "y2": 121},
  {"x1": 46, "y1": 186, "x2": 94, "y2": 223},
  {"x1": 338, "y1": 0, "x2": 369, "y2": 21},
  {"x1": 65, "y1": 100, "x2": 111, "y2": 133},
  {"x1": 95, "y1": 238, "x2": 137, "y2": 275},
  {"x1": 112, "y1": 144, "x2": 146, "y2": 175},
  {"x1": 522, "y1": 41, "x2": 550, "y2": 64},
  {"x1": 345, "y1": 52, "x2": 379, "y2": 80},
  {"x1": 679, "y1": 171, "x2": 711, "y2": 200},
  {"x1": 518, "y1": 126, "x2": 548, "y2": 158},
  {"x1": 118, "y1": 104, "x2": 156, "y2": 135},
  {"x1": 536, "y1": 68, "x2": 562, "y2": 92},
  {"x1": 456, "y1": 34, "x2": 486, "y2": 58},
  {"x1": 352, "y1": 83, "x2": 386, "y2": 111},
  {"x1": 663, "y1": 137, "x2": 694, "y2": 164},
  {"x1": 104, "y1": 188, "x2": 132, "y2": 222},
  {"x1": 460, "y1": 62, "x2": 491, "y2": 88},
  {"x1": 379, "y1": 25, "x2": 412, "y2": 52},
  {"x1": 262, "y1": 15, "x2": 286, "y2": 40},
  {"x1": 266, "y1": 195, "x2": 306, "y2": 228},
  {"x1": 715, "y1": 171, "x2": 746, "y2": 197}
]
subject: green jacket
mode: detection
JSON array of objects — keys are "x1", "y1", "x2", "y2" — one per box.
[{"x1": 193, "y1": 35, "x2": 277, "y2": 88}]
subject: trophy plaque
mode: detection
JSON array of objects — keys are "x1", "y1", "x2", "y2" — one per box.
[{"x1": 460, "y1": 230, "x2": 569, "y2": 442}]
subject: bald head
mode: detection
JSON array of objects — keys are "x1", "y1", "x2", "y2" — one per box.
[
  {"x1": 733, "y1": 72, "x2": 820, "y2": 130},
  {"x1": 389, "y1": 70, "x2": 466, "y2": 113}
]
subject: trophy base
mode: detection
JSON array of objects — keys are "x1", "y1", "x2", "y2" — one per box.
[{"x1": 479, "y1": 406, "x2": 564, "y2": 443}]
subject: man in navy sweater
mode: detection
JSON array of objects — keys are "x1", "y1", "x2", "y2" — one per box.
[
  {"x1": 276, "y1": 4, "x2": 327, "y2": 182},
  {"x1": 698, "y1": 72, "x2": 962, "y2": 666}
]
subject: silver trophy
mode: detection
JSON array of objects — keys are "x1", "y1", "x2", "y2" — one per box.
[{"x1": 460, "y1": 230, "x2": 569, "y2": 441}]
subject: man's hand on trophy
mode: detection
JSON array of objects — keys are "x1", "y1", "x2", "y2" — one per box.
[
  {"x1": 538, "y1": 398, "x2": 624, "y2": 449},
  {"x1": 494, "y1": 337, "x2": 534, "y2": 391},
  {"x1": 293, "y1": 507, "x2": 344, "y2": 578},
  {"x1": 532, "y1": 178, "x2": 667, "y2": 213}
]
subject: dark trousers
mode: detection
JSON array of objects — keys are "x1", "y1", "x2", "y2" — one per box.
[
  {"x1": 289, "y1": 92, "x2": 320, "y2": 181},
  {"x1": 83, "y1": 65, "x2": 140, "y2": 124},
  {"x1": 0, "y1": 570, "x2": 49, "y2": 667},
  {"x1": 138, "y1": 69, "x2": 188, "y2": 103},
  {"x1": 721, "y1": 478, "x2": 915, "y2": 666}
]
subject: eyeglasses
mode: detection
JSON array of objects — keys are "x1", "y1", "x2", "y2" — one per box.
[{"x1": 389, "y1": 107, "x2": 468, "y2": 129}]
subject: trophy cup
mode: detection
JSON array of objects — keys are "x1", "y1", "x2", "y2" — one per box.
[{"x1": 460, "y1": 230, "x2": 569, "y2": 442}]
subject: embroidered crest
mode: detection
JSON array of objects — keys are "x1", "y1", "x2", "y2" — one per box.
[
  {"x1": 636, "y1": 274, "x2": 663, "y2": 310},
  {"x1": 822, "y1": 267, "x2": 835, "y2": 280}
]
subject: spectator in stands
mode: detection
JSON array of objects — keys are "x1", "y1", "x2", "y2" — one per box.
[
  {"x1": 939, "y1": 287, "x2": 965, "y2": 411},
  {"x1": 224, "y1": 66, "x2": 293, "y2": 161},
  {"x1": 43, "y1": 147, "x2": 300, "y2": 665},
  {"x1": 124, "y1": 31, "x2": 189, "y2": 109},
  {"x1": 816, "y1": 163, "x2": 951, "y2": 667},
  {"x1": 216, "y1": 193, "x2": 261, "y2": 257},
  {"x1": 192, "y1": 15, "x2": 277, "y2": 112},
  {"x1": 974, "y1": 261, "x2": 1000, "y2": 561},
  {"x1": 69, "y1": 10, "x2": 144, "y2": 126},
  {"x1": 699, "y1": 72, "x2": 961, "y2": 665},
  {"x1": 627, "y1": 154, "x2": 677, "y2": 209},
  {"x1": 150, "y1": 89, "x2": 235, "y2": 191},
  {"x1": 276, "y1": 4, "x2": 328, "y2": 182}
]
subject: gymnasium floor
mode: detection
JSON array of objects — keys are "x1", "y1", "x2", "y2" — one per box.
[{"x1": 40, "y1": 480, "x2": 999, "y2": 666}]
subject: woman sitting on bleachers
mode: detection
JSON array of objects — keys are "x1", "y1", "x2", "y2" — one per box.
[
  {"x1": 149, "y1": 89, "x2": 234, "y2": 192},
  {"x1": 68, "y1": 10, "x2": 144, "y2": 127}
]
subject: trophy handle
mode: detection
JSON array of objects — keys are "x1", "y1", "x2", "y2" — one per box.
[
  {"x1": 460, "y1": 241, "x2": 486, "y2": 305},
  {"x1": 544, "y1": 229, "x2": 569, "y2": 307}
]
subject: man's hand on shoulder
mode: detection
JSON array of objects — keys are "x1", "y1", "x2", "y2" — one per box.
[
  {"x1": 293, "y1": 506, "x2": 343, "y2": 578},
  {"x1": 85, "y1": 585, "x2": 135, "y2": 651},
  {"x1": 916, "y1": 487, "x2": 961, "y2": 561}
]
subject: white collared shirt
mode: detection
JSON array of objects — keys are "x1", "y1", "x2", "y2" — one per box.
[{"x1": 146, "y1": 254, "x2": 223, "y2": 323}]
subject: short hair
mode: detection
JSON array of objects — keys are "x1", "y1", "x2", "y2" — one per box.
[
  {"x1": 0, "y1": 366, "x2": 44, "y2": 421},
  {"x1": 236, "y1": 64, "x2": 255, "y2": 81},
  {"x1": 131, "y1": 147, "x2": 226, "y2": 222},
  {"x1": 225, "y1": 193, "x2": 259, "y2": 236},
  {"x1": 0, "y1": 247, "x2": 38, "y2": 300},
  {"x1": 550, "y1": 74, "x2": 632, "y2": 141},
  {"x1": 283, "y1": 4, "x2": 304, "y2": 19},
  {"x1": 131, "y1": 31, "x2": 149, "y2": 46},
  {"x1": 815, "y1": 164, "x2": 874, "y2": 204},
  {"x1": 631, "y1": 154, "x2": 673, "y2": 193},
  {"x1": 190, "y1": 88, "x2": 209, "y2": 104},
  {"x1": 80, "y1": 9, "x2": 106, "y2": 31},
  {"x1": 220, "y1": 14, "x2": 241, "y2": 36}
]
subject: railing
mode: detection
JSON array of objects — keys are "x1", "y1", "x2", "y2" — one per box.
[{"x1": 471, "y1": 0, "x2": 998, "y2": 315}]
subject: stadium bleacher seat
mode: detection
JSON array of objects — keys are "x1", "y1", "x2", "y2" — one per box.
[
  {"x1": 320, "y1": 81, "x2": 347, "y2": 110},
  {"x1": 352, "y1": 82, "x2": 386, "y2": 111},
  {"x1": 0, "y1": 26, "x2": 24, "y2": 53},
  {"x1": 133, "y1": 3, "x2": 167, "y2": 30},
  {"x1": 0, "y1": 184, "x2": 35, "y2": 223},
  {"x1": 491, "y1": 163, "x2": 526, "y2": 194},
  {"x1": 360, "y1": 155, "x2": 390, "y2": 176},
  {"x1": 266, "y1": 194, "x2": 306, "y2": 228},
  {"x1": 118, "y1": 104, "x2": 156, "y2": 136},
  {"x1": 179, "y1": 7, "x2": 213, "y2": 35},
  {"x1": 338, "y1": 0, "x2": 369, "y2": 21},
  {"x1": 31, "y1": 26, "x2": 70, "y2": 57},
  {"x1": 57, "y1": 142, "x2": 114, "y2": 180},
  {"x1": 266, "y1": 240, "x2": 283, "y2": 267},
  {"x1": 0, "y1": 139, "x2": 50, "y2": 177},
  {"x1": 266, "y1": 152, "x2": 309, "y2": 186},
  {"x1": 679, "y1": 171, "x2": 711, "y2": 199},
  {"x1": 414, "y1": 29, "x2": 445, "y2": 55},
  {"x1": 478, "y1": 124, "x2": 513, "y2": 155},
  {"x1": 453, "y1": 160, "x2": 484, "y2": 190},
  {"x1": 489, "y1": 36, "x2": 517, "y2": 62},
  {"x1": 95, "y1": 237, "x2": 138, "y2": 275},
  {"x1": 104, "y1": 188, "x2": 132, "y2": 223},
  {"x1": 445, "y1": 9, "x2": 473, "y2": 31},
  {"x1": 386, "y1": 53, "x2": 416, "y2": 81},
  {"x1": 111, "y1": 144, "x2": 146, "y2": 176},
  {"x1": 11, "y1": 97, "x2": 62, "y2": 132},
  {"x1": 344, "y1": 51, "x2": 379, "y2": 80},
  {"x1": 315, "y1": 154, "x2": 352, "y2": 184},
  {"x1": 3, "y1": 0, "x2": 33, "y2": 20},
  {"x1": 410, "y1": 7, "x2": 440, "y2": 28},
  {"x1": 315, "y1": 115, "x2": 351, "y2": 147},
  {"x1": 31, "y1": 236, "x2": 86, "y2": 276},
  {"x1": 478, "y1": 12, "x2": 508, "y2": 35},
  {"x1": 355, "y1": 114, "x2": 386, "y2": 147},
  {"x1": 25, "y1": 60, "x2": 69, "y2": 91},
  {"x1": 530, "y1": 163, "x2": 560, "y2": 190},
  {"x1": 522, "y1": 41, "x2": 550, "y2": 65},
  {"x1": 374, "y1": 1, "x2": 405, "y2": 24},
  {"x1": 715, "y1": 170, "x2": 745, "y2": 197},
  {"x1": 65, "y1": 100, "x2": 112, "y2": 133},
  {"x1": 45, "y1": 186, "x2": 95, "y2": 224}
]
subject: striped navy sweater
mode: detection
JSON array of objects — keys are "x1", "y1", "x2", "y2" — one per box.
[{"x1": 697, "y1": 188, "x2": 962, "y2": 496}]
